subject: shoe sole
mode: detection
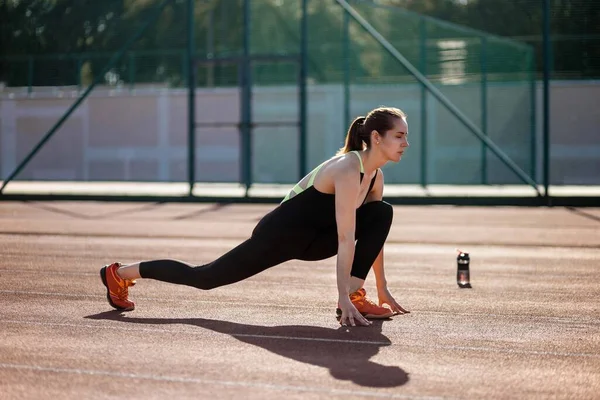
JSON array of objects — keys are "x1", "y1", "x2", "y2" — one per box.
[
  {"x1": 335, "y1": 308, "x2": 393, "y2": 320},
  {"x1": 100, "y1": 266, "x2": 134, "y2": 311}
]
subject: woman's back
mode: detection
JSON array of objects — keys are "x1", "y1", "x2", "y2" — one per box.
[{"x1": 282, "y1": 151, "x2": 376, "y2": 206}]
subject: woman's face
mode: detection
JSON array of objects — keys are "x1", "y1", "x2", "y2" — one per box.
[{"x1": 375, "y1": 117, "x2": 409, "y2": 162}]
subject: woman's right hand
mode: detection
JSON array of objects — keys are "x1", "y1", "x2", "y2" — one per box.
[{"x1": 338, "y1": 295, "x2": 372, "y2": 327}]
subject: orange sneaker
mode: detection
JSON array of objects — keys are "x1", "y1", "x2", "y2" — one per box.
[
  {"x1": 100, "y1": 262, "x2": 136, "y2": 311},
  {"x1": 336, "y1": 288, "x2": 394, "y2": 319}
]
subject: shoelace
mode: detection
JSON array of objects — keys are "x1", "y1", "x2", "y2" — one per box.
[
  {"x1": 351, "y1": 293, "x2": 380, "y2": 308},
  {"x1": 363, "y1": 297, "x2": 380, "y2": 307},
  {"x1": 116, "y1": 279, "x2": 135, "y2": 301}
]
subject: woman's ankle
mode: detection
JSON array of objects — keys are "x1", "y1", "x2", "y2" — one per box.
[{"x1": 117, "y1": 263, "x2": 141, "y2": 280}]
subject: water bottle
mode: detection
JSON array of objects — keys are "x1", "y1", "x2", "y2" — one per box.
[{"x1": 456, "y1": 250, "x2": 472, "y2": 288}]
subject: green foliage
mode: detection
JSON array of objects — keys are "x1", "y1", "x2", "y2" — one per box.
[
  {"x1": 0, "y1": 0, "x2": 596, "y2": 88},
  {"x1": 379, "y1": 0, "x2": 600, "y2": 78}
]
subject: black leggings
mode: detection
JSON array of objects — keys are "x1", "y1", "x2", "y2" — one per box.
[{"x1": 139, "y1": 201, "x2": 393, "y2": 290}]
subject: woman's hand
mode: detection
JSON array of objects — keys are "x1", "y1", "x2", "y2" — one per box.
[
  {"x1": 338, "y1": 295, "x2": 372, "y2": 327},
  {"x1": 377, "y1": 287, "x2": 410, "y2": 315}
]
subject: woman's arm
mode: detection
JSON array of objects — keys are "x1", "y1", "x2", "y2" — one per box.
[
  {"x1": 333, "y1": 160, "x2": 371, "y2": 326},
  {"x1": 334, "y1": 166, "x2": 359, "y2": 297},
  {"x1": 372, "y1": 247, "x2": 387, "y2": 291}
]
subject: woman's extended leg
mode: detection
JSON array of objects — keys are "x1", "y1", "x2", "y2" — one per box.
[
  {"x1": 101, "y1": 228, "x2": 313, "y2": 311},
  {"x1": 138, "y1": 232, "x2": 297, "y2": 290}
]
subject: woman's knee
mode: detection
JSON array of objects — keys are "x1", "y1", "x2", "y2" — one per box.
[
  {"x1": 192, "y1": 280, "x2": 219, "y2": 290},
  {"x1": 189, "y1": 274, "x2": 220, "y2": 290},
  {"x1": 361, "y1": 200, "x2": 393, "y2": 222}
]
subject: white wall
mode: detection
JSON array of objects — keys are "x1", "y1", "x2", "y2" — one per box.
[{"x1": 1, "y1": 80, "x2": 598, "y2": 185}]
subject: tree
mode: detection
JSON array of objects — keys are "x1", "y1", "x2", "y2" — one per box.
[
  {"x1": 3, "y1": 0, "x2": 595, "y2": 87},
  {"x1": 378, "y1": 0, "x2": 600, "y2": 78}
]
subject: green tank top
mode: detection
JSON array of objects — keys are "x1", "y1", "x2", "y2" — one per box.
[{"x1": 281, "y1": 150, "x2": 365, "y2": 204}]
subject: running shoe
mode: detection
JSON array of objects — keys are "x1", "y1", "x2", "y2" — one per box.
[{"x1": 100, "y1": 262, "x2": 136, "y2": 311}]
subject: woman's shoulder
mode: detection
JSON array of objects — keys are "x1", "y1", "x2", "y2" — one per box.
[
  {"x1": 323, "y1": 153, "x2": 361, "y2": 188},
  {"x1": 332, "y1": 151, "x2": 362, "y2": 169},
  {"x1": 325, "y1": 152, "x2": 362, "y2": 177}
]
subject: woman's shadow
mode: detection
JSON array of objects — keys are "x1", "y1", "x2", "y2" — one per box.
[{"x1": 85, "y1": 311, "x2": 409, "y2": 388}]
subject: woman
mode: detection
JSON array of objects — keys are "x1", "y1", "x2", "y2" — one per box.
[{"x1": 101, "y1": 106, "x2": 410, "y2": 327}]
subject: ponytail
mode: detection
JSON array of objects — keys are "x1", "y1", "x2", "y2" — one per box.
[{"x1": 337, "y1": 116, "x2": 366, "y2": 155}]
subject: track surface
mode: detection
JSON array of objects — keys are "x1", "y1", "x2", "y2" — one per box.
[{"x1": 1, "y1": 201, "x2": 599, "y2": 399}]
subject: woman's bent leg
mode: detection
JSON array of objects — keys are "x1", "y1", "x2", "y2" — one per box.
[
  {"x1": 352, "y1": 201, "x2": 393, "y2": 280},
  {"x1": 297, "y1": 202, "x2": 394, "y2": 319},
  {"x1": 299, "y1": 201, "x2": 393, "y2": 281}
]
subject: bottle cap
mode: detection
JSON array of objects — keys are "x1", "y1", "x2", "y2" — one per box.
[{"x1": 456, "y1": 248, "x2": 469, "y2": 256}]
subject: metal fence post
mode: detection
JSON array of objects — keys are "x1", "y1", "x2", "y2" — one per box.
[
  {"x1": 343, "y1": 9, "x2": 350, "y2": 132},
  {"x1": 528, "y1": 49, "x2": 537, "y2": 186},
  {"x1": 480, "y1": 36, "x2": 488, "y2": 184},
  {"x1": 542, "y1": 0, "x2": 551, "y2": 203},
  {"x1": 299, "y1": 0, "x2": 308, "y2": 179},
  {"x1": 419, "y1": 16, "x2": 427, "y2": 187},
  {"x1": 241, "y1": 0, "x2": 253, "y2": 191},
  {"x1": 187, "y1": 0, "x2": 196, "y2": 196}
]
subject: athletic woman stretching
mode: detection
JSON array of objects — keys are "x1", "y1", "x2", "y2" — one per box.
[{"x1": 101, "y1": 106, "x2": 410, "y2": 327}]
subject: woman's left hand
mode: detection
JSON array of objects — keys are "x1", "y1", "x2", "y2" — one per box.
[{"x1": 377, "y1": 287, "x2": 410, "y2": 315}]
